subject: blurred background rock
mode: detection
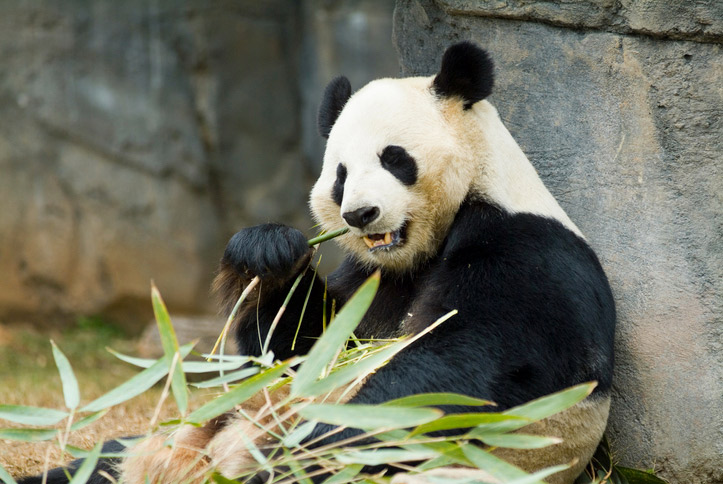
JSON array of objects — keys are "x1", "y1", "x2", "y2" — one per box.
[
  {"x1": 1, "y1": 1, "x2": 721, "y2": 482},
  {"x1": 394, "y1": 2, "x2": 721, "y2": 483},
  {"x1": 0, "y1": 0, "x2": 398, "y2": 331}
]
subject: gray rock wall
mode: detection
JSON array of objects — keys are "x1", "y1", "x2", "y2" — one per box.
[
  {"x1": 0, "y1": 0, "x2": 397, "y2": 329},
  {"x1": 393, "y1": 1, "x2": 721, "y2": 483}
]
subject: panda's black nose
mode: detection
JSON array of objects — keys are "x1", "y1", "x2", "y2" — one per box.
[{"x1": 342, "y1": 206, "x2": 380, "y2": 229}]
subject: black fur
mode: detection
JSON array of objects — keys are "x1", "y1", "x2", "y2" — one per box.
[
  {"x1": 380, "y1": 145, "x2": 418, "y2": 185},
  {"x1": 215, "y1": 200, "x2": 616, "y2": 482},
  {"x1": 21, "y1": 202, "x2": 615, "y2": 483},
  {"x1": 222, "y1": 223, "x2": 311, "y2": 281},
  {"x1": 342, "y1": 206, "x2": 380, "y2": 229},
  {"x1": 433, "y1": 41, "x2": 494, "y2": 109},
  {"x1": 221, "y1": 223, "x2": 323, "y2": 360},
  {"x1": 301, "y1": 200, "x2": 615, "y2": 453},
  {"x1": 233, "y1": 266, "x2": 326, "y2": 360},
  {"x1": 21, "y1": 43, "x2": 614, "y2": 483},
  {"x1": 215, "y1": 201, "x2": 615, "y2": 424},
  {"x1": 331, "y1": 163, "x2": 346, "y2": 206},
  {"x1": 318, "y1": 76, "x2": 352, "y2": 138},
  {"x1": 215, "y1": 202, "x2": 615, "y2": 405}
]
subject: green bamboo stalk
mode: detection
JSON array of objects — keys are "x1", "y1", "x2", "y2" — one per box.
[{"x1": 306, "y1": 227, "x2": 349, "y2": 247}]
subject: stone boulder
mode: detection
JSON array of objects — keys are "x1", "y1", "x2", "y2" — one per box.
[
  {"x1": 393, "y1": 1, "x2": 722, "y2": 483},
  {"x1": 0, "y1": 0, "x2": 397, "y2": 330}
]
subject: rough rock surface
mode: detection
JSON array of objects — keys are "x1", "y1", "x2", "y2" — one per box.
[
  {"x1": 393, "y1": 1, "x2": 722, "y2": 483},
  {"x1": 0, "y1": 0, "x2": 396, "y2": 330}
]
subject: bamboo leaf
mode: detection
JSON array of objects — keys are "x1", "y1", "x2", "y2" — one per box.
[
  {"x1": 152, "y1": 283, "x2": 188, "y2": 416},
  {"x1": 65, "y1": 444, "x2": 126, "y2": 459},
  {"x1": 376, "y1": 429, "x2": 474, "y2": 467},
  {"x1": 297, "y1": 403, "x2": 441, "y2": 430},
  {"x1": 110, "y1": 348, "x2": 249, "y2": 374},
  {"x1": 239, "y1": 433, "x2": 268, "y2": 467},
  {"x1": 335, "y1": 449, "x2": 439, "y2": 466},
  {"x1": 0, "y1": 405, "x2": 68, "y2": 426},
  {"x1": 191, "y1": 367, "x2": 260, "y2": 388},
  {"x1": 0, "y1": 428, "x2": 58, "y2": 442},
  {"x1": 415, "y1": 453, "x2": 459, "y2": 472},
  {"x1": 319, "y1": 464, "x2": 363, "y2": 484},
  {"x1": 187, "y1": 362, "x2": 292, "y2": 424},
  {"x1": 282, "y1": 420, "x2": 318, "y2": 448},
  {"x1": 507, "y1": 463, "x2": 573, "y2": 484},
  {"x1": 0, "y1": 463, "x2": 18, "y2": 484},
  {"x1": 471, "y1": 383, "x2": 596, "y2": 436},
  {"x1": 211, "y1": 473, "x2": 238, "y2": 484},
  {"x1": 284, "y1": 450, "x2": 314, "y2": 484},
  {"x1": 81, "y1": 343, "x2": 193, "y2": 413},
  {"x1": 70, "y1": 410, "x2": 109, "y2": 432},
  {"x1": 461, "y1": 443, "x2": 538, "y2": 482},
  {"x1": 107, "y1": 348, "x2": 157, "y2": 368},
  {"x1": 152, "y1": 283, "x2": 180, "y2": 360},
  {"x1": 478, "y1": 433, "x2": 562, "y2": 449},
  {"x1": 616, "y1": 467, "x2": 670, "y2": 484},
  {"x1": 181, "y1": 360, "x2": 249, "y2": 374},
  {"x1": 202, "y1": 353, "x2": 251, "y2": 362},
  {"x1": 51, "y1": 341, "x2": 80, "y2": 410},
  {"x1": 304, "y1": 340, "x2": 406, "y2": 397},
  {"x1": 504, "y1": 382, "x2": 596, "y2": 421},
  {"x1": 169, "y1": 351, "x2": 187, "y2": 417},
  {"x1": 383, "y1": 393, "x2": 495, "y2": 408},
  {"x1": 69, "y1": 441, "x2": 102, "y2": 484},
  {"x1": 411, "y1": 413, "x2": 528, "y2": 437},
  {"x1": 292, "y1": 272, "x2": 379, "y2": 397}
]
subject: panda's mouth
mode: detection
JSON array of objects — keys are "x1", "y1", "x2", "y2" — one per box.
[{"x1": 362, "y1": 222, "x2": 407, "y2": 252}]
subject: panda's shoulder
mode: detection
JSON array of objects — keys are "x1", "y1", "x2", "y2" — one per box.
[{"x1": 442, "y1": 199, "x2": 603, "y2": 272}]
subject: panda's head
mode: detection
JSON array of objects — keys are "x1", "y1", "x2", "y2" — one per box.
[{"x1": 310, "y1": 42, "x2": 501, "y2": 271}]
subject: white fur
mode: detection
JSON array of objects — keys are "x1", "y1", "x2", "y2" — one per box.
[
  {"x1": 466, "y1": 101, "x2": 583, "y2": 238},
  {"x1": 494, "y1": 396, "x2": 610, "y2": 484},
  {"x1": 310, "y1": 75, "x2": 583, "y2": 273}
]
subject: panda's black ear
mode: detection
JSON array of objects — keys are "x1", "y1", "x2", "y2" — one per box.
[
  {"x1": 433, "y1": 42, "x2": 494, "y2": 109},
  {"x1": 318, "y1": 76, "x2": 352, "y2": 138}
]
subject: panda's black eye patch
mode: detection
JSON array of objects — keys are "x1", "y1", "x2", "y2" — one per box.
[
  {"x1": 332, "y1": 163, "x2": 347, "y2": 206},
  {"x1": 379, "y1": 145, "x2": 417, "y2": 186}
]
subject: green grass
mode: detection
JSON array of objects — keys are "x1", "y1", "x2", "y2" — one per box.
[{"x1": 1, "y1": 319, "x2": 135, "y2": 405}]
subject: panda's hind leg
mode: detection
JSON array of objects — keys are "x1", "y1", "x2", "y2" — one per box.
[{"x1": 118, "y1": 414, "x2": 231, "y2": 484}]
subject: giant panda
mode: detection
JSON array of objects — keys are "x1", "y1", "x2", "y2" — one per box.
[{"x1": 18, "y1": 42, "x2": 615, "y2": 484}]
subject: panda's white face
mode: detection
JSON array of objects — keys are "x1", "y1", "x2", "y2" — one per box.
[
  {"x1": 310, "y1": 78, "x2": 476, "y2": 271},
  {"x1": 311, "y1": 42, "x2": 583, "y2": 271}
]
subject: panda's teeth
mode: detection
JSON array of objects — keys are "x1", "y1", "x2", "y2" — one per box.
[
  {"x1": 363, "y1": 232, "x2": 393, "y2": 250},
  {"x1": 363, "y1": 236, "x2": 375, "y2": 249}
]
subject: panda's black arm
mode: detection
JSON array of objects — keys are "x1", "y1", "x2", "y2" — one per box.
[
  {"x1": 232, "y1": 256, "x2": 379, "y2": 360},
  {"x1": 231, "y1": 269, "x2": 330, "y2": 360},
  {"x1": 214, "y1": 223, "x2": 342, "y2": 360}
]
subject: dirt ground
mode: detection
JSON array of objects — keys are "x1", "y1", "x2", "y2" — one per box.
[
  {"x1": 1, "y1": 392, "x2": 179, "y2": 478},
  {"x1": 0, "y1": 322, "x2": 210, "y2": 478}
]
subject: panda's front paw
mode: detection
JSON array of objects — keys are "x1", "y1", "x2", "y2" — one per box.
[{"x1": 222, "y1": 223, "x2": 312, "y2": 282}]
